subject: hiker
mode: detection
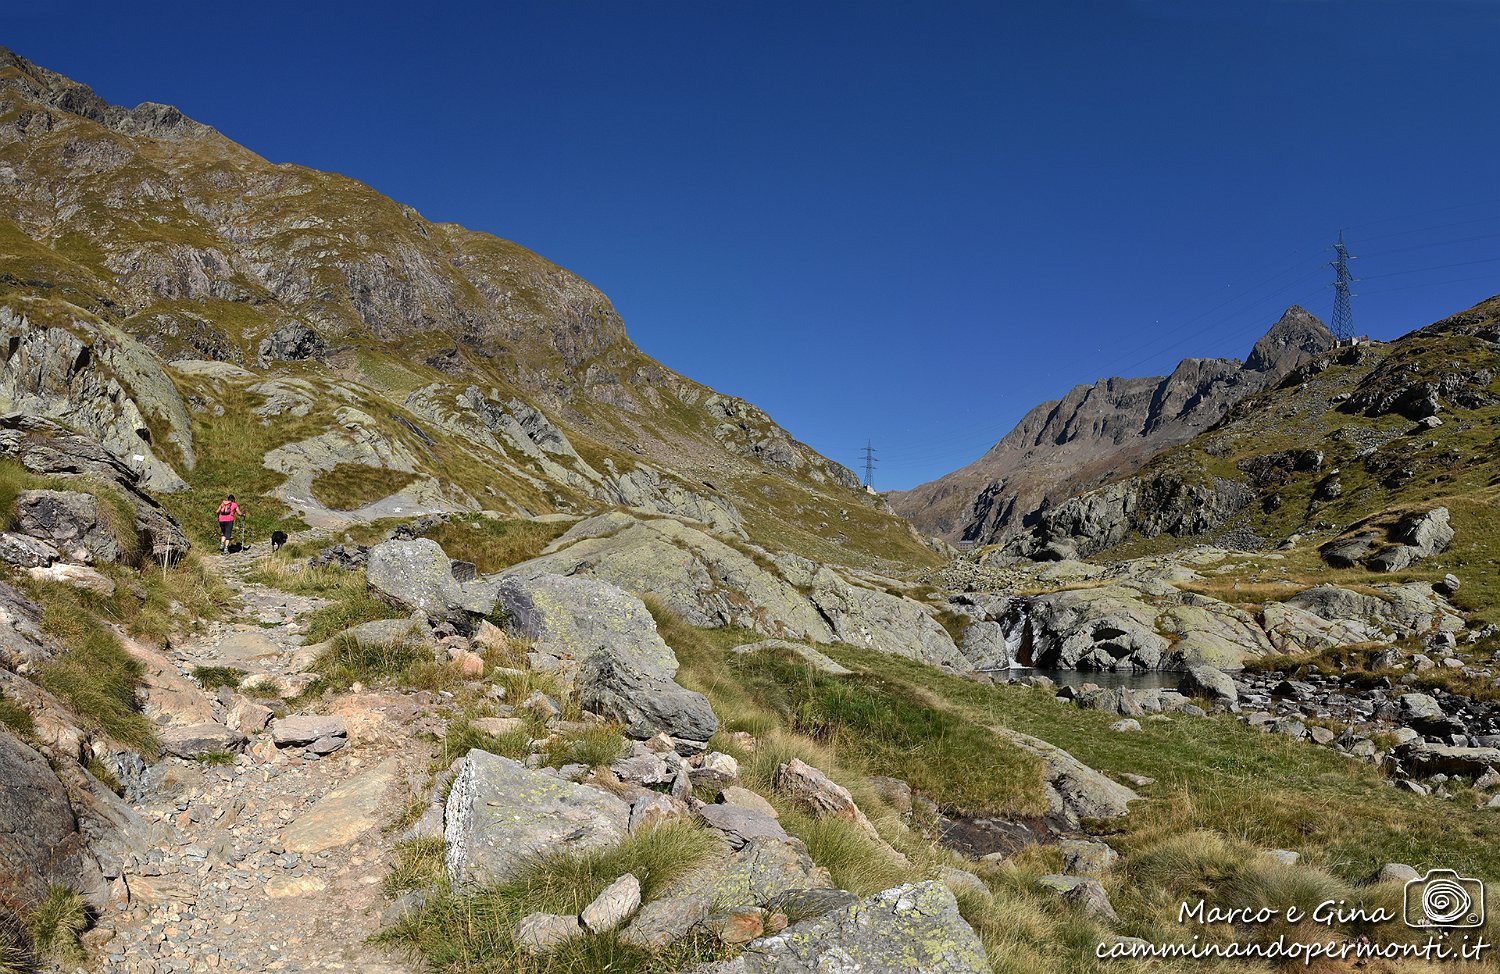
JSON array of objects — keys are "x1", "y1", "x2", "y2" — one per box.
[{"x1": 217, "y1": 494, "x2": 240, "y2": 552}]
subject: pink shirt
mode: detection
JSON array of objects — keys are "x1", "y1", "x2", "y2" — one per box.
[{"x1": 218, "y1": 502, "x2": 240, "y2": 522}]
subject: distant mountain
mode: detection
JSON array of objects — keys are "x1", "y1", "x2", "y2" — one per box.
[
  {"x1": 0, "y1": 48, "x2": 937, "y2": 571},
  {"x1": 889, "y1": 307, "x2": 1335, "y2": 544},
  {"x1": 992, "y1": 294, "x2": 1500, "y2": 572}
]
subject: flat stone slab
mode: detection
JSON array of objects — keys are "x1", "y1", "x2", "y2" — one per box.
[
  {"x1": 204, "y1": 626, "x2": 287, "y2": 666},
  {"x1": 271, "y1": 715, "x2": 348, "y2": 747},
  {"x1": 283, "y1": 759, "x2": 398, "y2": 853},
  {"x1": 161, "y1": 722, "x2": 248, "y2": 758}
]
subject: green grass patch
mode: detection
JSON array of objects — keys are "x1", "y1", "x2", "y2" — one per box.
[
  {"x1": 0, "y1": 696, "x2": 35, "y2": 740},
  {"x1": 421, "y1": 515, "x2": 570, "y2": 574},
  {"x1": 384, "y1": 837, "x2": 447, "y2": 899},
  {"x1": 542, "y1": 723, "x2": 627, "y2": 769},
  {"x1": 309, "y1": 463, "x2": 421, "y2": 512},
  {"x1": 194, "y1": 751, "x2": 237, "y2": 766},
  {"x1": 436, "y1": 718, "x2": 534, "y2": 768},
  {"x1": 26, "y1": 582, "x2": 157, "y2": 753},
  {"x1": 84, "y1": 755, "x2": 123, "y2": 794},
  {"x1": 305, "y1": 636, "x2": 456, "y2": 696},
  {"x1": 247, "y1": 554, "x2": 402, "y2": 643},
  {"x1": 724, "y1": 648, "x2": 1045, "y2": 817},
  {"x1": 825, "y1": 643, "x2": 1500, "y2": 885}
]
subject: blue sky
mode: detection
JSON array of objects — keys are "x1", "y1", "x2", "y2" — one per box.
[{"x1": 9, "y1": 1, "x2": 1500, "y2": 489}]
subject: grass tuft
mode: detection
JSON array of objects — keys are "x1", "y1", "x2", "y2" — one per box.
[
  {"x1": 27, "y1": 888, "x2": 88, "y2": 964},
  {"x1": 420, "y1": 516, "x2": 570, "y2": 574},
  {"x1": 542, "y1": 724, "x2": 627, "y2": 769},
  {"x1": 192, "y1": 665, "x2": 244, "y2": 690},
  {"x1": 28, "y1": 582, "x2": 156, "y2": 753}
]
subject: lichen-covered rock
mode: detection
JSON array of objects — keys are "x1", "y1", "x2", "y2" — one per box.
[
  {"x1": 494, "y1": 573, "x2": 717, "y2": 743},
  {"x1": 0, "y1": 414, "x2": 189, "y2": 558},
  {"x1": 1178, "y1": 665, "x2": 1239, "y2": 703},
  {"x1": 0, "y1": 531, "x2": 59, "y2": 568},
  {"x1": 957, "y1": 620, "x2": 1010, "y2": 670},
  {"x1": 1015, "y1": 586, "x2": 1169, "y2": 670},
  {"x1": 444, "y1": 750, "x2": 630, "y2": 887},
  {"x1": 580, "y1": 873, "x2": 642, "y2": 933},
  {"x1": 696, "y1": 804, "x2": 790, "y2": 849},
  {"x1": 621, "y1": 838, "x2": 830, "y2": 949},
  {"x1": 366, "y1": 538, "x2": 495, "y2": 620},
  {"x1": 16, "y1": 489, "x2": 121, "y2": 562},
  {"x1": 270, "y1": 715, "x2": 348, "y2": 747},
  {"x1": 720, "y1": 881, "x2": 990, "y2": 974}
]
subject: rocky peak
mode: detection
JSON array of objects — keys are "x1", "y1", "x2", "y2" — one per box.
[
  {"x1": 0, "y1": 46, "x2": 216, "y2": 141},
  {"x1": 1244, "y1": 305, "x2": 1335, "y2": 373},
  {"x1": 892, "y1": 307, "x2": 1336, "y2": 545}
]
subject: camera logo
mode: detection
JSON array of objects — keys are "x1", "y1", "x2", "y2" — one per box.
[{"x1": 1404, "y1": 870, "x2": 1485, "y2": 929}]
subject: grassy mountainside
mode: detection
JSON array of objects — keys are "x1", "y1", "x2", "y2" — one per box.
[{"x1": 0, "y1": 47, "x2": 938, "y2": 572}]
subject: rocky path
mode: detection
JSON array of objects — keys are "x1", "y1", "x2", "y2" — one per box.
[{"x1": 102, "y1": 546, "x2": 425, "y2": 974}]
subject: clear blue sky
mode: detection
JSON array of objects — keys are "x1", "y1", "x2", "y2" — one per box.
[{"x1": 9, "y1": 1, "x2": 1500, "y2": 489}]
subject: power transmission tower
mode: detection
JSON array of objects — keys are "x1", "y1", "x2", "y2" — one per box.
[
  {"x1": 1330, "y1": 231, "x2": 1357, "y2": 342},
  {"x1": 860, "y1": 441, "x2": 877, "y2": 489}
]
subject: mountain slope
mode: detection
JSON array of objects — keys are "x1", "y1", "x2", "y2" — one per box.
[
  {"x1": 890, "y1": 307, "x2": 1334, "y2": 544},
  {"x1": 0, "y1": 48, "x2": 937, "y2": 572},
  {"x1": 993, "y1": 294, "x2": 1500, "y2": 621}
]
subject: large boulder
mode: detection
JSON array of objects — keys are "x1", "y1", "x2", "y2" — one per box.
[
  {"x1": 160, "y1": 722, "x2": 248, "y2": 758},
  {"x1": 958, "y1": 621, "x2": 1011, "y2": 670},
  {"x1": 0, "y1": 414, "x2": 189, "y2": 559},
  {"x1": 365, "y1": 539, "x2": 495, "y2": 621},
  {"x1": 1178, "y1": 665, "x2": 1239, "y2": 703},
  {"x1": 773, "y1": 759, "x2": 879, "y2": 840},
  {"x1": 0, "y1": 729, "x2": 105, "y2": 917},
  {"x1": 697, "y1": 881, "x2": 990, "y2": 974},
  {"x1": 444, "y1": 750, "x2": 630, "y2": 887},
  {"x1": 1157, "y1": 598, "x2": 1272, "y2": 669},
  {"x1": 1018, "y1": 586, "x2": 1169, "y2": 671},
  {"x1": 1277, "y1": 584, "x2": 1462, "y2": 648},
  {"x1": 494, "y1": 573, "x2": 717, "y2": 743}
]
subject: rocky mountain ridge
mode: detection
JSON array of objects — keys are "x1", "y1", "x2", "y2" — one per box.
[
  {"x1": 992, "y1": 294, "x2": 1500, "y2": 573},
  {"x1": 890, "y1": 306, "x2": 1335, "y2": 545}
]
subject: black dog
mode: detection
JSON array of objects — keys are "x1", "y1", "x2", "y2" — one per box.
[{"x1": 270, "y1": 530, "x2": 288, "y2": 552}]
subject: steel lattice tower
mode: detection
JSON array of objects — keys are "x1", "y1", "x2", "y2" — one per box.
[
  {"x1": 861, "y1": 441, "x2": 877, "y2": 489},
  {"x1": 1330, "y1": 231, "x2": 1357, "y2": 342}
]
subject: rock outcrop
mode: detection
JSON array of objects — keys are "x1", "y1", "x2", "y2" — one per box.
[
  {"x1": 493, "y1": 573, "x2": 718, "y2": 744},
  {"x1": 0, "y1": 414, "x2": 189, "y2": 561},
  {"x1": 505, "y1": 513, "x2": 966, "y2": 670}
]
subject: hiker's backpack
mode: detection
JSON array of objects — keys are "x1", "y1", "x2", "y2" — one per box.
[{"x1": 218, "y1": 501, "x2": 234, "y2": 517}]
